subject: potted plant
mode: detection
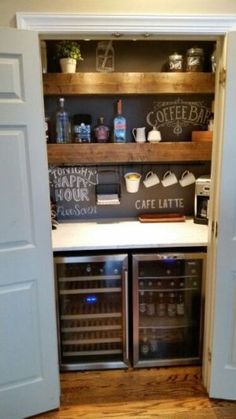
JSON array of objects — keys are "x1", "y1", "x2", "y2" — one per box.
[{"x1": 56, "y1": 40, "x2": 83, "y2": 73}]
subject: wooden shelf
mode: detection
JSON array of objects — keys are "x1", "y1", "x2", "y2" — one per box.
[
  {"x1": 47, "y1": 142, "x2": 212, "y2": 165},
  {"x1": 43, "y1": 72, "x2": 215, "y2": 95}
]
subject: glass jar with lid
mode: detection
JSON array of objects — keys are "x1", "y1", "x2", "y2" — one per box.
[
  {"x1": 186, "y1": 47, "x2": 204, "y2": 72},
  {"x1": 169, "y1": 52, "x2": 183, "y2": 72},
  {"x1": 96, "y1": 41, "x2": 115, "y2": 73},
  {"x1": 211, "y1": 45, "x2": 217, "y2": 73}
]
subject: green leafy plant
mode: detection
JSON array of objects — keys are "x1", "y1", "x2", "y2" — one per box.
[{"x1": 55, "y1": 40, "x2": 83, "y2": 61}]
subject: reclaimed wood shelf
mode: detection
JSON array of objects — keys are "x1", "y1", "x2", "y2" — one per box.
[
  {"x1": 47, "y1": 142, "x2": 212, "y2": 165},
  {"x1": 43, "y1": 72, "x2": 215, "y2": 95}
]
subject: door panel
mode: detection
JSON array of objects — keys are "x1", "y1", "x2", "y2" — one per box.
[
  {"x1": 0, "y1": 280, "x2": 41, "y2": 387},
  {"x1": 0, "y1": 54, "x2": 24, "y2": 100},
  {"x1": 0, "y1": 128, "x2": 33, "y2": 246},
  {"x1": 0, "y1": 28, "x2": 60, "y2": 418},
  {"x1": 205, "y1": 30, "x2": 236, "y2": 400}
]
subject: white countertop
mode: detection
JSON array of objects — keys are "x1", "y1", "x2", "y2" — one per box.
[{"x1": 52, "y1": 218, "x2": 208, "y2": 251}]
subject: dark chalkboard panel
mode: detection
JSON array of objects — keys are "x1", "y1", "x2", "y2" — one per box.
[{"x1": 49, "y1": 163, "x2": 210, "y2": 221}]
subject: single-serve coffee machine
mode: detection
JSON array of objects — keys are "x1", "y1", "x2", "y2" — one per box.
[{"x1": 194, "y1": 175, "x2": 211, "y2": 224}]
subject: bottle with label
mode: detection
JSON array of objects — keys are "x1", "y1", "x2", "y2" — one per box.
[
  {"x1": 167, "y1": 292, "x2": 177, "y2": 317},
  {"x1": 176, "y1": 292, "x2": 185, "y2": 316},
  {"x1": 139, "y1": 291, "x2": 146, "y2": 314},
  {"x1": 140, "y1": 329, "x2": 150, "y2": 356},
  {"x1": 146, "y1": 291, "x2": 155, "y2": 316},
  {"x1": 113, "y1": 99, "x2": 126, "y2": 143},
  {"x1": 94, "y1": 117, "x2": 110, "y2": 143},
  {"x1": 149, "y1": 328, "x2": 158, "y2": 353},
  {"x1": 73, "y1": 114, "x2": 92, "y2": 143},
  {"x1": 156, "y1": 292, "x2": 166, "y2": 317},
  {"x1": 55, "y1": 97, "x2": 71, "y2": 143}
]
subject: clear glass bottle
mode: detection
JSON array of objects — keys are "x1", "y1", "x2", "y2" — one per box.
[
  {"x1": 156, "y1": 292, "x2": 166, "y2": 317},
  {"x1": 167, "y1": 292, "x2": 177, "y2": 317},
  {"x1": 176, "y1": 292, "x2": 185, "y2": 316},
  {"x1": 140, "y1": 329, "x2": 150, "y2": 356},
  {"x1": 113, "y1": 99, "x2": 126, "y2": 143},
  {"x1": 139, "y1": 291, "x2": 146, "y2": 314},
  {"x1": 146, "y1": 291, "x2": 155, "y2": 317},
  {"x1": 149, "y1": 328, "x2": 158, "y2": 353},
  {"x1": 55, "y1": 97, "x2": 71, "y2": 143},
  {"x1": 94, "y1": 117, "x2": 110, "y2": 143}
]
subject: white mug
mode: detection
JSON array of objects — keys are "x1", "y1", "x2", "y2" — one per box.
[
  {"x1": 132, "y1": 127, "x2": 146, "y2": 143},
  {"x1": 147, "y1": 127, "x2": 162, "y2": 143},
  {"x1": 179, "y1": 170, "x2": 196, "y2": 187},
  {"x1": 124, "y1": 172, "x2": 141, "y2": 193},
  {"x1": 143, "y1": 171, "x2": 160, "y2": 188},
  {"x1": 161, "y1": 170, "x2": 178, "y2": 187}
]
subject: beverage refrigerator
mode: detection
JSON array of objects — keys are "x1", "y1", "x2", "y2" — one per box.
[
  {"x1": 132, "y1": 252, "x2": 206, "y2": 368},
  {"x1": 54, "y1": 254, "x2": 129, "y2": 371},
  {"x1": 54, "y1": 251, "x2": 206, "y2": 371}
]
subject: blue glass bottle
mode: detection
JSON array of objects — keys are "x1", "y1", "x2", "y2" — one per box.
[{"x1": 113, "y1": 99, "x2": 126, "y2": 143}]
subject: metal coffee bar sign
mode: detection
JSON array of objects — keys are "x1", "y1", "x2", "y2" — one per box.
[{"x1": 146, "y1": 98, "x2": 211, "y2": 138}]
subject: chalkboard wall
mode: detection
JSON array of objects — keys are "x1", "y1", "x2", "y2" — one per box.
[{"x1": 49, "y1": 163, "x2": 210, "y2": 221}]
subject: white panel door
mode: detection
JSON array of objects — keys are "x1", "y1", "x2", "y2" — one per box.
[
  {"x1": 205, "y1": 30, "x2": 236, "y2": 400},
  {"x1": 0, "y1": 28, "x2": 60, "y2": 418}
]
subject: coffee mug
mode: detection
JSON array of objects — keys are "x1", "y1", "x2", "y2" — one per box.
[
  {"x1": 179, "y1": 170, "x2": 196, "y2": 187},
  {"x1": 143, "y1": 171, "x2": 160, "y2": 188},
  {"x1": 161, "y1": 170, "x2": 178, "y2": 187},
  {"x1": 124, "y1": 172, "x2": 141, "y2": 193},
  {"x1": 132, "y1": 127, "x2": 146, "y2": 143}
]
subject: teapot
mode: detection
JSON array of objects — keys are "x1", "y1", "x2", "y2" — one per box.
[
  {"x1": 132, "y1": 127, "x2": 146, "y2": 143},
  {"x1": 147, "y1": 127, "x2": 162, "y2": 143}
]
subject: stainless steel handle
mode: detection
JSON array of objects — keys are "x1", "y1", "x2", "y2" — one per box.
[{"x1": 124, "y1": 269, "x2": 129, "y2": 362}]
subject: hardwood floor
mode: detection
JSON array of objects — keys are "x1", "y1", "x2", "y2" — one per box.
[{"x1": 32, "y1": 367, "x2": 236, "y2": 419}]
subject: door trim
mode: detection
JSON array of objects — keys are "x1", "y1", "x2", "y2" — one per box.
[{"x1": 16, "y1": 13, "x2": 236, "y2": 36}]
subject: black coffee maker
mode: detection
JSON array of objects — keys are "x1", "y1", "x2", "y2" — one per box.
[{"x1": 194, "y1": 175, "x2": 211, "y2": 224}]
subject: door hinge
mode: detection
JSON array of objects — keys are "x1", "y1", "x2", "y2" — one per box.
[
  {"x1": 208, "y1": 348, "x2": 212, "y2": 363},
  {"x1": 219, "y1": 68, "x2": 226, "y2": 85},
  {"x1": 211, "y1": 220, "x2": 218, "y2": 238}
]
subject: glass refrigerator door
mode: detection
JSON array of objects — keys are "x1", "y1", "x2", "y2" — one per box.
[
  {"x1": 54, "y1": 254, "x2": 128, "y2": 370},
  {"x1": 132, "y1": 253, "x2": 206, "y2": 368}
]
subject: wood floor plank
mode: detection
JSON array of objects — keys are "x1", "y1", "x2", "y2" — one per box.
[{"x1": 31, "y1": 367, "x2": 236, "y2": 419}]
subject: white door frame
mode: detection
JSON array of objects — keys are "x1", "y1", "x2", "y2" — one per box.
[
  {"x1": 16, "y1": 12, "x2": 236, "y2": 396},
  {"x1": 16, "y1": 12, "x2": 236, "y2": 37}
]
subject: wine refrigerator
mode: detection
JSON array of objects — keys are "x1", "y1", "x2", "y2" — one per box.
[{"x1": 54, "y1": 254, "x2": 129, "y2": 371}]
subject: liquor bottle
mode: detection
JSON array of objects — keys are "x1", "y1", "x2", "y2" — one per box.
[
  {"x1": 176, "y1": 292, "x2": 185, "y2": 316},
  {"x1": 94, "y1": 117, "x2": 110, "y2": 143},
  {"x1": 156, "y1": 292, "x2": 166, "y2": 317},
  {"x1": 113, "y1": 99, "x2": 126, "y2": 143},
  {"x1": 55, "y1": 97, "x2": 71, "y2": 143},
  {"x1": 167, "y1": 292, "x2": 177, "y2": 317}
]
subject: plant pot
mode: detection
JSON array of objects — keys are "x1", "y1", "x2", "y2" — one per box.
[{"x1": 60, "y1": 58, "x2": 77, "y2": 73}]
